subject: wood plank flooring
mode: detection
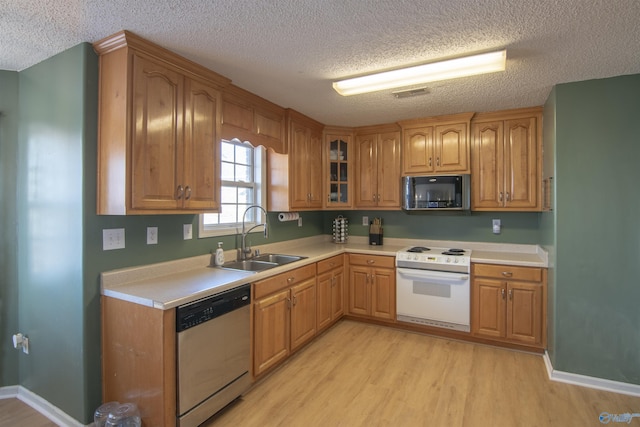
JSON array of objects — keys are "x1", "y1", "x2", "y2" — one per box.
[
  {"x1": 3, "y1": 321, "x2": 639, "y2": 426},
  {"x1": 205, "y1": 320, "x2": 640, "y2": 427},
  {"x1": 0, "y1": 398, "x2": 57, "y2": 427}
]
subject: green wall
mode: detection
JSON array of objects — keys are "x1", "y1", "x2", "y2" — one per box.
[
  {"x1": 549, "y1": 74, "x2": 640, "y2": 384},
  {"x1": 325, "y1": 210, "x2": 541, "y2": 244},
  {"x1": 17, "y1": 44, "x2": 90, "y2": 420},
  {"x1": 0, "y1": 70, "x2": 20, "y2": 386}
]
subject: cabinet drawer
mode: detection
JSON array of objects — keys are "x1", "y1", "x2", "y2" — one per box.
[
  {"x1": 349, "y1": 254, "x2": 395, "y2": 269},
  {"x1": 472, "y1": 263, "x2": 542, "y2": 282},
  {"x1": 253, "y1": 263, "x2": 316, "y2": 299},
  {"x1": 317, "y1": 255, "x2": 344, "y2": 274}
]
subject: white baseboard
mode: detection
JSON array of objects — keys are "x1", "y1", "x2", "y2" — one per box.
[
  {"x1": 543, "y1": 351, "x2": 640, "y2": 397},
  {"x1": 0, "y1": 385, "x2": 89, "y2": 426}
]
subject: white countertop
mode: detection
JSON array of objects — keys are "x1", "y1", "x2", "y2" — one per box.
[
  {"x1": 471, "y1": 249, "x2": 547, "y2": 267},
  {"x1": 101, "y1": 235, "x2": 547, "y2": 310}
]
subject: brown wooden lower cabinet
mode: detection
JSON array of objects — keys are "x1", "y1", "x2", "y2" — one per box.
[
  {"x1": 471, "y1": 263, "x2": 547, "y2": 348},
  {"x1": 252, "y1": 263, "x2": 317, "y2": 378},
  {"x1": 101, "y1": 296, "x2": 176, "y2": 427},
  {"x1": 347, "y1": 254, "x2": 396, "y2": 321},
  {"x1": 316, "y1": 255, "x2": 345, "y2": 332},
  {"x1": 253, "y1": 289, "x2": 290, "y2": 376}
]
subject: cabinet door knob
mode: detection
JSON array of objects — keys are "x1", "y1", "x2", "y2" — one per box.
[
  {"x1": 508, "y1": 289, "x2": 513, "y2": 300},
  {"x1": 436, "y1": 157, "x2": 440, "y2": 166},
  {"x1": 176, "y1": 185, "x2": 184, "y2": 200},
  {"x1": 429, "y1": 157, "x2": 432, "y2": 167},
  {"x1": 501, "y1": 271, "x2": 513, "y2": 277},
  {"x1": 501, "y1": 288, "x2": 506, "y2": 299},
  {"x1": 367, "y1": 259, "x2": 375, "y2": 264},
  {"x1": 499, "y1": 192, "x2": 503, "y2": 202},
  {"x1": 184, "y1": 186, "x2": 192, "y2": 200},
  {"x1": 506, "y1": 192, "x2": 511, "y2": 201},
  {"x1": 287, "y1": 277, "x2": 295, "y2": 283}
]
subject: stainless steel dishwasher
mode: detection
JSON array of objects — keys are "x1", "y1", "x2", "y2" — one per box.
[{"x1": 176, "y1": 284, "x2": 251, "y2": 427}]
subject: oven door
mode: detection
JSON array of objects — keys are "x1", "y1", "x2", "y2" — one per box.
[{"x1": 396, "y1": 267, "x2": 470, "y2": 332}]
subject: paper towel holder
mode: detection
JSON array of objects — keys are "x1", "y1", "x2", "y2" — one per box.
[{"x1": 278, "y1": 212, "x2": 300, "y2": 222}]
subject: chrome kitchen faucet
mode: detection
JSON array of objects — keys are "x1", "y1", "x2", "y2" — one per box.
[{"x1": 240, "y1": 205, "x2": 269, "y2": 260}]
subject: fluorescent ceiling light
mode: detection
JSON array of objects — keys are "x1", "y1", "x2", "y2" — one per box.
[{"x1": 333, "y1": 50, "x2": 506, "y2": 96}]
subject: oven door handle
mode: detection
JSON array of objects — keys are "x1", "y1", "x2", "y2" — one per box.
[{"x1": 397, "y1": 267, "x2": 469, "y2": 284}]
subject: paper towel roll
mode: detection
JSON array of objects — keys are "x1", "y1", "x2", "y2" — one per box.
[{"x1": 278, "y1": 212, "x2": 300, "y2": 222}]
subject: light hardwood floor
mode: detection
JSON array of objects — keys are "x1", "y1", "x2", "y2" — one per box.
[
  {"x1": 205, "y1": 320, "x2": 640, "y2": 427},
  {"x1": 0, "y1": 398, "x2": 57, "y2": 427},
  {"x1": 3, "y1": 321, "x2": 639, "y2": 426}
]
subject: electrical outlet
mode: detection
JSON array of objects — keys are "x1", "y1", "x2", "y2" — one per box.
[
  {"x1": 362, "y1": 216, "x2": 369, "y2": 226},
  {"x1": 183, "y1": 224, "x2": 193, "y2": 240},
  {"x1": 298, "y1": 217, "x2": 302, "y2": 227},
  {"x1": 103, "y1": 228, "x2": 125, "y2": 250},
  {"x1": 147, "y1": 227, "x2": 158, "y2": 244},
  {"x1": 12, "y1": 333, "x2": 29, "y2": 354}
]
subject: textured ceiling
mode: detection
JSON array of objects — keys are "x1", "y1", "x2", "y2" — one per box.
[{"x1": 2, "y1": 0, "x2": 640, "y2": 126}]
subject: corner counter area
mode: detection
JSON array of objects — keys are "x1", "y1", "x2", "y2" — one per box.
[{"x1": 100, "y1": 235, "x2": 547, "y2": 426}]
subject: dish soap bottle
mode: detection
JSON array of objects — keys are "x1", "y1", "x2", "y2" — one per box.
[{"x1": 214, "y1": 242, "x2": 225, "y2": 266}]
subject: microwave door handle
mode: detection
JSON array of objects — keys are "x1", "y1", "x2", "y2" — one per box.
[{"x1": 397, "y1": 268, "x2": 469, "y2": 283}]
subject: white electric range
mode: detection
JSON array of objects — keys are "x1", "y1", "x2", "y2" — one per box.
[{"x1": 395, "y1": 245, "x2": 472, "y2": 332}]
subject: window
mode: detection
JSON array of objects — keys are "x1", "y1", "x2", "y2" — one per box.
[{"x1": 199, "y1": 139, "x2": 265, "y2": 238}]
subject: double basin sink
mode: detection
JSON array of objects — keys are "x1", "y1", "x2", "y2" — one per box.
[{"x1": 219, "y1": 254, "x2": 307, "y2": 272}]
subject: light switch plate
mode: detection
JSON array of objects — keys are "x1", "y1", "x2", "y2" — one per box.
[
  {"x1": 183, "y1": 224, "x2": 193, "y2": 240},
  {"x1": 362, "y1": 216, "x2": 369, "y2": 226},
  {"x1": 147, "y1": 227, "x2": 158, "y2": 245},
  {"x1": 492, "y1": 219, "x2": 501, "y2": 234},
  {"x1": 103, "y1": 228, "x2": 125, "y2": 250}
]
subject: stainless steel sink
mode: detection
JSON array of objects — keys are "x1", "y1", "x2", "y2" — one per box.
[
  {"x1": 220, "y1": 259, "x2": 278, "y2": 272},
  {"x1": 217, "y1": 254, "x2": 306, "y2": 272},
  {"x1": 253, "y1": 254, "x2": 307, "y2": 265}
]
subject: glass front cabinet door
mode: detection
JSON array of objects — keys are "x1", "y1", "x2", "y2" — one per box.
[{"x1": 324, "y1": 131, "x2": 353, "y2": 208}]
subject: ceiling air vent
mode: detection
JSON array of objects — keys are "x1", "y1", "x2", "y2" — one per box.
[{"x1": 392, "y1": 87, "x2": 429, "y2": 99}]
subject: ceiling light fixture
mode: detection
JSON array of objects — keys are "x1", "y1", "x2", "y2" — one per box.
[{"x1": 333, "y1": 50, "x2": 506, "y2": 96}]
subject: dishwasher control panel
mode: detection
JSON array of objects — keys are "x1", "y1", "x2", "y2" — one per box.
[{"x1": 176, "y1": 284, "x2": 250, "y2": 332}]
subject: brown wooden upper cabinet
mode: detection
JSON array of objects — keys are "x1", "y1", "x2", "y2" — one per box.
[
  {"x1": 323, "y1": 127, "x2": 354, "y2": 209},
  {"x1": 471, "y1": 107, "x2": 542, "y2": 211},
  {"x1": 220, "y1": 84, "x2": 286, "y2": 153},
  {"x1": 268, "y1": 109, "x2": 324, "y2": 211},
  {"x1": 93, "y1": 31, "x2": 230, "y2": 214},
  {"x1": 399, "y1": 113, "x2": 474, "y2": 175},
  {"x1": 354, "y1": 124, "x2": 402, "y2": 209}
]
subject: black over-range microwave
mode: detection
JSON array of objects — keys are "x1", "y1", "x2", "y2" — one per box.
[{"x1": 402, "y1": 174, "x2": 471, "y2": 211}]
